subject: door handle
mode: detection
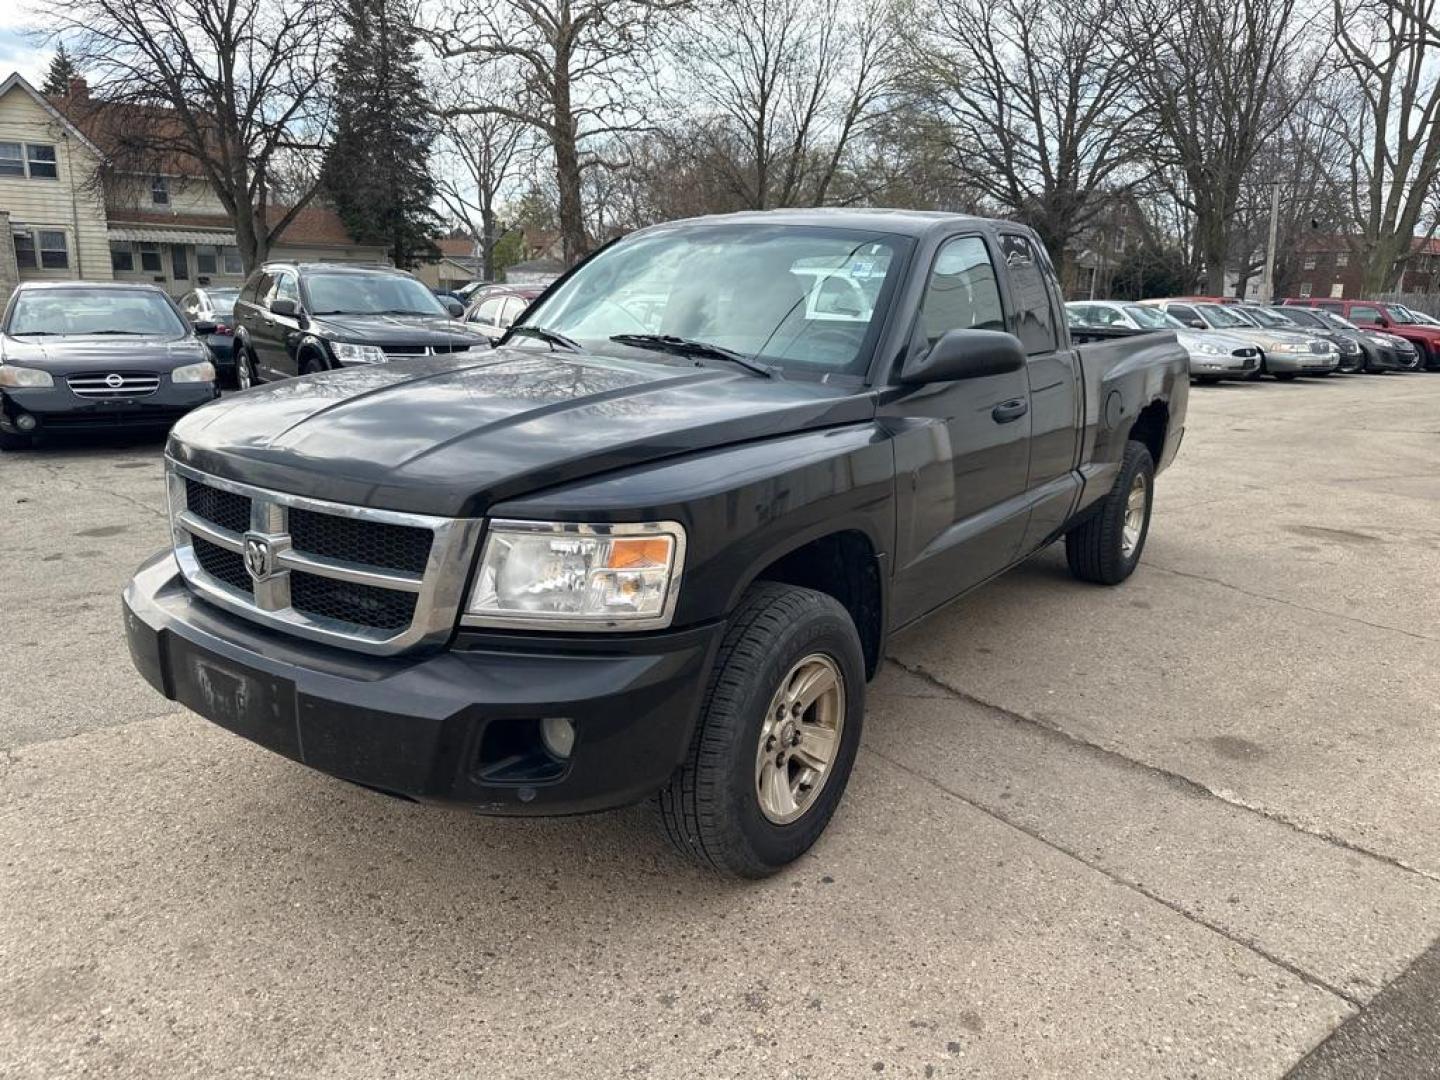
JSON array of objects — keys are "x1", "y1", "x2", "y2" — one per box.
[{"x1": 992, "y1": 398, "x2": 1029, "y2": 424}]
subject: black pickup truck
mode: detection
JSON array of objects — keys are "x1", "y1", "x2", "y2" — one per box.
[{"x1": 123, "y1": 210, "x2": 1187, "y2": 876}]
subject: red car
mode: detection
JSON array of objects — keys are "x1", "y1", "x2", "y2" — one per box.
[{"x1": 1282, "y1": 298, "x2": 1440, "y2": 370}]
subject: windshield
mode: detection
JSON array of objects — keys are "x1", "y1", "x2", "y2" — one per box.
[
  {"x1": 6, "y1": 288, "x2": 186, "y2": 337},
  {"x1": 518, "y1": 224, "x2": 912, "y2": 377},
  {"x1": 303, "y1": 273, "x2": 447, "y2": 317},
  {"x1": 1242, "y1": 306, "x2": 1297, "y2": 329},
  {"x1": 1197, "y1": 304, "x2": 1250, "y2": 329},
  {"x1": 1124, "y1": 304, "x2": 1184, "y2": 330},
  {"x1": 1277, "y1": 307, "x2": 1323, "y2": 329},
  {"x1": 1316, "y1": 310, "x2": 1359, "y2": 331},
  {"x1": 1383, "y1": 304, "x2": 1416, "y2": 324}
]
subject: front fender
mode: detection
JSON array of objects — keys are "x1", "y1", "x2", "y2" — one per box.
[{"x1": 487, "y1": 423, "x2": 897, "y2": 628}]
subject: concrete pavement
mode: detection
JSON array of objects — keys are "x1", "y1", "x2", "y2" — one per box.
[{"x1": 2, "y1": 374, "x2": 1438, "y2": 1078}]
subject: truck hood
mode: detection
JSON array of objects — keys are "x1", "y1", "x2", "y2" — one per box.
[
  {"x1": 168, "y1": 345, "x2": 874, "y2": 517},
  {"x1": 1, "y1": 333, "x2": 209, "y2": 373}
]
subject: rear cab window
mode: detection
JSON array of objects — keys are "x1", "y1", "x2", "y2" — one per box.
[{"x1": 998, "y1": 234, "x2": 1057, "y2": 354}]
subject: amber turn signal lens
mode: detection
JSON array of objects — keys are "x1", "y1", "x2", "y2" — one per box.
[{"x1": 607, "y1": 537, "x2": 672, "y2": 569}]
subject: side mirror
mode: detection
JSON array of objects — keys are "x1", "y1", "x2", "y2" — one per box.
[
  {"x1": 1184, "y1": 318, "x2": 1205, "y2": 329},
  {"x1": 444, "y1": 298, "x2": 465, "y2": 318},
  {"x1": 901, "y1": 329, "x2": 1026, "y2": 384},
  {"x1": 270, "y1": 298, "x2": 298, "y2": 318},
  {"x1": 192, "y1": 320, "x2": 217, "y2": 336}
]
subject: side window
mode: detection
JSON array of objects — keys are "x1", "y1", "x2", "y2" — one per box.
[
  {"x1": 1348, "y1": 304, "x2": 1382, "y2": 325},
  {"x1": 180, "y1": 292, "x2": 198, "y2": 315},
  {"x1": 918, "y1": 235, "x2": 1005, "y2": 347},
  {"x1": 240, "y1": 271, "x2": 269, "y2": 305},
  {"x1": 271, "y1": 273, "x2": 299, "y2": 306},
  {"x1": 500, "y1": 296, "x2": 527, "y2": 328},
  {"x1": 475, "y1": 297, "x2": 505, "y2": 325},
  {"x1": 998, "y1": 234, "x2": 1056, "y2": 354}
]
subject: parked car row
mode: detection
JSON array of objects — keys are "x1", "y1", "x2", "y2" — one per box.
[{"x1": 1066, "y1": 297, "x2": 1428, "y2": 383}]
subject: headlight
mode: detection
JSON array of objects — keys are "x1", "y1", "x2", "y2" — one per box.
[
  {"x1": 464, "y1": 520, "x2": 686, "y2": 630},
  {"x1": 171, "y1": 360, "x2": 216, "y2": 383},
  {"x1": 331, "y1": 342, "x2": 387, "y2": 365},
  {"x1": 1271, "y1": 341, "x2": 1308, "y2": 353},
  {"x1": 1187, "y1": 340, "x2": 1227, "y2": 357},
  {"x1": 0, "y1": 364, "x2": 54, "y2": 388}
]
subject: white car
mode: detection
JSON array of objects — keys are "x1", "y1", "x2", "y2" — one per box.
[{"x1": 1065, "y1": 301, "x2": 1261, "y2": 382}]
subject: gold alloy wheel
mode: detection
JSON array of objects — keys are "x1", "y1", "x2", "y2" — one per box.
[
  {"x1": 754, "y1": 653, "x2": 846, "y2": 825},
  {"x1": 1121, "y1": 471, "x2": 1149, "y2": 558}
]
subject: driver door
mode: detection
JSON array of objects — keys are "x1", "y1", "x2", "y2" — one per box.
[{"x1": 884, "y1": 233, "x2": 1034, "y2": 628}]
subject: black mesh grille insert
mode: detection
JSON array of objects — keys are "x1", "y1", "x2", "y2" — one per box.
[
  {"x1": 186, "y1": 479, "x2": 251, "y2": 535},
  {"x1": 193, "y1": 536, "x2": 252, "y2": 594},
  {"x1": 290, "y1": 572, "x2": 417, "y2": 631},
  {"x1": 288, "y1": 508, "x2": 433, "y2": 574}
]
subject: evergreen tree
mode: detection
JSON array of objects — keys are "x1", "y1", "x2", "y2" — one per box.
[
  {"x1": 42, "y1": 45, "x2": 79, "y2": 97},
  {"x1": 319, "y1": 0, "x2": 440, "y2": 268}
]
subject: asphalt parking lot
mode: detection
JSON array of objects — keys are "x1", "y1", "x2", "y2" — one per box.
[{"x1": 2, "y1": 373, "x2": 1439, "y2": 1079}]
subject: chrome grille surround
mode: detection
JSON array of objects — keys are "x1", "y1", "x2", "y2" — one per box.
[
  {"x1": 68, "y1": 372, "x2": 161, "y2": 398},
  {"x1": 166, "y1": 459, "x2": 483, "y2": 655}
]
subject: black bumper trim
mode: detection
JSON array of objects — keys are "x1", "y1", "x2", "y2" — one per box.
[{"x1": 123, "y1": 551, "x2": 724, "y2": 814}]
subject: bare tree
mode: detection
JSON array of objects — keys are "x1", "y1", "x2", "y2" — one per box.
[
  {"x1": 425, "y1": 0, "x2": 687, "y2": 265},
  {"x1": 39, "y1": 0, "x2": 335, "y2": 272},
  {"x1": 1329, "y1": 0, "x2": 1440, "y2": 293},
  {"x1": 1125, "y1": 0, "x2": 1315, "y2": 294},
  {"x1": 677, "y1": 0, "x2": 894, "y2": 210},
  {"x1": 432, "y1": 69, "x2": 535, "y2": 281},
  {"x1": 903, "y1": 0, "x2": 1148, "y2": 287}
]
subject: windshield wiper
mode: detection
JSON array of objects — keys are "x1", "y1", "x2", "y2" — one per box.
[
  {"x1": 609, "y1": 334, "x2": 775, "y2": 378},
  {"x1": 509, "y1": 325, "x2": 584, "y2": 352},
  {"x1": 88, "y1": 330, "x2": 146, "y2": 335},
  {"x1": 10, "y1": 330, "x2": 58, "y2": 336}
]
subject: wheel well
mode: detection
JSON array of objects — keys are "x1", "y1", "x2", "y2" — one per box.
[
  {"x1": 1129, "y1": 400, "x2": 1168, "y2": 465},
  {"x1": 299, "y1": 341, "x2": 330, "y2": 371},
  {"x1": 753, "y1": 530, "x2": 883, "y2": 679}
]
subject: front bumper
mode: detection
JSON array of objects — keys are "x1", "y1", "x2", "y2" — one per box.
[
  {"x1": 122, "y1": 551, "x2": 722, "y2": 814},
  {"x1": 1, "y1": 380, "x2": 218, "y2": 434},
  {"x1": 1188, "y1": 353, "x2": 1258, "y2": 377},
  {"x1": 1266, "y1": 350, "x2": 1339, "y2": 374}
]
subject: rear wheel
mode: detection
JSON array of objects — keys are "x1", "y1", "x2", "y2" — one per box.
[
  {"x1": 657, "y1": 582, "x2": 865, "y2": 877},
  {"x1": 1065, "y1": 440, "x2": 1154, "y2": 586}
]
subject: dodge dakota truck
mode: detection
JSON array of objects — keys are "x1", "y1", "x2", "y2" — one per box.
[{"x1": 122, "y1": 209, "x2": 1188, "y2": 877}]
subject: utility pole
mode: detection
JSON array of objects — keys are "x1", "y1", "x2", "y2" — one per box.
[{"x1": 1260, "y1": 182, "x2": 1280, "y2": 303}]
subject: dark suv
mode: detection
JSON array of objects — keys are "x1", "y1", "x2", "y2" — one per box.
[{"x1": 231, "y1": 263, "x2": 491, "y2": 388}]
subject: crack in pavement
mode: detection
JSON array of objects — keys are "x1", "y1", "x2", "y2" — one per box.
[
  {"x1": 862, "y1": 743, "x2": 1363, "y2": 1009},
  {"x1": 1140, "y1": 561, "x2": 1440, "y2": 643},
  {"x1": 883, "y1": 657, "x2": 1440, "y2": 888}
]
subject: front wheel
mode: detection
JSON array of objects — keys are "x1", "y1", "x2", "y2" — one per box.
[
  {"x1": 657, "y1": 582, "x2": 865, "y2": 877},
  {"x1": 1065, "y1": 440, "x2": 1154, "y2": 586}
]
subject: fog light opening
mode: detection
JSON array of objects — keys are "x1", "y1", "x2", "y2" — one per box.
[
  {"x1": 15, "y1": 413, "x2": 37, "y2": 432},
  {"x1": 541, "y1": 717, "x2": 576, "y2": 760}
]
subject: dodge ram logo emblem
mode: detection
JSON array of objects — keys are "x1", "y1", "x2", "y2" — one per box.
[{"x1": 243, "y1": 535, "x2": 274, "y2": 581}]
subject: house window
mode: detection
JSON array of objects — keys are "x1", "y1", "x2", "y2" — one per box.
[
  {"x1": 0, "y1": 142, "x2": 57, "y2": 179},
  {"x1": 1302, "y1": 255, "x2": 1317, "y2": 270},
  {"x1": 151, "y1": 176, "x2": 169, "y2": 205},
  {"x1": 196, "y1": 246, "x2": 217, "y2": 275},
  {"x1": 1330, "y1": 283, "x2": 1345, "y2": 299},
  {"x1": 221, "y1": 246, "x2": 243, "y2": 274},
  {"x1": 13, "y1": 231, "x2": 36, "y2": 268},
  {"x1": 139, "y1": 242, "x2": 162, "y2": 273},
  {"x1": 1299, "y1": 282, "x2": 1313, "y2": 297},
  {"x1": 1335, "y1": 251, "x2": 1348, "y2": 268},
  {"x1": 39, "y1": 230, "x2": 69, "y2": 269},
  {"x1": 26, "y1": 145, "x2": 57, "y2": 179},
  {"x1": 111, "y1": 242, "x2": 135, "y2": 272},
  {"x1": 0, "y1": 142, "x2": 23, "y2": 176}
]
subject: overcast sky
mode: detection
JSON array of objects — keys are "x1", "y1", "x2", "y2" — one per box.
[{"x1": 0, "y1": 14, "x2": 49, "y2": 85}]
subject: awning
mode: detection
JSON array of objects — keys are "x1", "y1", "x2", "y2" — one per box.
[{"x1": 108, "y1": 226, "x2": 238, "y2": 246}]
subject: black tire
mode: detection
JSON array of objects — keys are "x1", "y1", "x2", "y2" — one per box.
[
  {"x1": 236, "y1": 347, "x2": 260, "y2": 390},
  {"x1": 298, "y1": 350, "x2": 327, "y2": 376},
  {"x1": 0, "y1": 429, "x2": 32, "y2": 452},
  {"x1": 657, "y1": 582, "x2": 865, "y2": 878},
  {"x1": 1065, "y1": 440, "x2": 1154, "y2": 586},
  {"x1": 1272, "y1": 372, "x2": 1297, "y2": 381}
]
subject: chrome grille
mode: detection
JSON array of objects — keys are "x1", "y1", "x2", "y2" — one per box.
[
  {"x1": 67, "y1": 372, "x2": 160, "y2": 398},
  {"x1": 167, "y1": 461, "x2": 482, "y2": 654},
  {"x1": 1309, "y1": 341, "x2": 1330, "y2": 354},
  {"x1": 381, "y1": 343, "x2": 481, "y2": 360}
]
